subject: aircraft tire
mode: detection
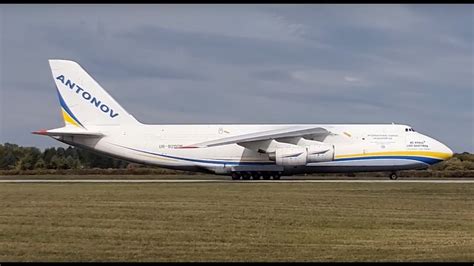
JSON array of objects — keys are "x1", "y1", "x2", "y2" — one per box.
[
  {"x1": 242, "y1": 172, "x2": 251, "y2": 180},
  {"x1": 273, "y1": 173, "x2": 281, "y2": 180},
  {"x1": 252, "y1": 172, "x2": 261, "y2": 180},
  {"x1": 231, "y1": 172, "x2": 241, "y2": 180},
  {"x1": 389, "y1": 172, "x2": 398, "y2": 180}
]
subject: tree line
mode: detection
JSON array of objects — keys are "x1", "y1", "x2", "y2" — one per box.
[
  {"x1": 0, "y1": 143, "x2": 129, "y2": 170},
  {"x1": 1, "y1": 142, "x2": 473, "y2": 171}
]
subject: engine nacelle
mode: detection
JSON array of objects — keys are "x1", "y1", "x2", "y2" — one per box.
[
  {"x1": 273, "y1": 144, "x2": 335, "y2": 166},
  {"x1": 306, "y1": 144, "x2": 335, "y2": 163},
  {"x1": 275, "y1": 147, "x2": 308, "y2": 166}
]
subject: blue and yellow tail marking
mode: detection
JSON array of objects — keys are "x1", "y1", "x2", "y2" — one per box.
[{"x1": 56, "y1": 90, "x2": 84, "y2": 128}]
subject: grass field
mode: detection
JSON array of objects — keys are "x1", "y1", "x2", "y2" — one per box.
[{"x1": 0, "y1": 179, "x2": 472, "y2": 262}]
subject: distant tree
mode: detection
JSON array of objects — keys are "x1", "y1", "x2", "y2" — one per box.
[
  {"x1": 65, "y1": 146, "x2": 79, "y2": 160},
  {"x1": 0, "y1": 151, "x2": 17, "y2": 169},
  {"x1": 65, "y1": 155, "x2": 80, "y2": 169},
  {"x1": 456, "y1": 153, "x2": 474, "y2": 162},
  {"x1": 43, "y1": 147, "x2": 57, "y2": 166},
  {"x1": 34, "y1": 158, "x2": 46, "y2": 169},
  {"x1": 49, "y1": 155, "x2": 68, "y2": 169},
  {"x1": 463, "y1": 161, "x2": 474, "y2": 170},
  {"x1": 56, "y1": 147, "x2": 66, "y2": 158},
  {"x1": 17, "y1": 150, "x2": 40, "y2": 170},
  {"x1": 17, "y1": 158, "x2": 29, "y2": 170},
  {"x1": 444, "y1": 157, "x2": 465, "y2": 171}
]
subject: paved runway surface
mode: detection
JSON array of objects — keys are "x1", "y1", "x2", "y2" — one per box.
[{"x1": 1, "y1": 179, "x2": 473, "y2": 183}]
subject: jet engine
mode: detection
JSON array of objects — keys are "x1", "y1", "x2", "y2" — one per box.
[
  {"x1": 306, "y1": 143, "x2": 335, "y2": 163},
  {"x1": 270, "y1": 143, "x2": 335, "y2": 166}
]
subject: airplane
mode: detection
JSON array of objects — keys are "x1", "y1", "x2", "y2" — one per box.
[{"x1": 33, "y1": 59, "x2": 454, "y2": 180}]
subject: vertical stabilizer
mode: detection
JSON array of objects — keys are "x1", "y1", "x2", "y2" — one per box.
[{"x1": 49, "y1": 59, "x2": 139, "y2": 128}]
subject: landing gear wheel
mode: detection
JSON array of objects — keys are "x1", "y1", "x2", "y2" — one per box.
[
  {"x1": 242, "y1": 172, "x2": 251, "y2": 180},
  {"x1": 252, "y1": 172, "x2": 261, "y2": 180},
  {"x1": 273, "y1": 172, "x2": 281, "y2": 180},
  {"x1": 389, "y1": 172, "x2": 398, "y2": 180},
  {"x1": 231, "y1": 172, "x2": 241, "y2": 180}
]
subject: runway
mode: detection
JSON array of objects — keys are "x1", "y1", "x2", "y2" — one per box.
[{"x1": 0, "y1": 179, "x2": 473, "y2": 183}]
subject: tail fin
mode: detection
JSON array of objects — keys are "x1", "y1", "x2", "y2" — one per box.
[{"x1": 49, "y1": 59, "x2": 139, "y2": 128}]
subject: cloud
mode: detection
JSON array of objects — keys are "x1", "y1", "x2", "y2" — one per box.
[
  {"x1": 343, "y1": 76, "x2": 360, "y2": 82},
  {"x1": 0, "y1": 4, "x2": 472, "y2": 153},
  {"x1": 290, "y1": 69, "x2": 371, "y2": 89}
]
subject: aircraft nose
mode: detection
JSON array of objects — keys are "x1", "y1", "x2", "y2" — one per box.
[{"x1": 437, "y1": 141, "x2": 453, "y2": 160}]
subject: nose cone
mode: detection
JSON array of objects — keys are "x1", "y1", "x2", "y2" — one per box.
[
  {"x1": 414, "y1": 133, "x2": 453, "y2": 163},
  {"x1": 436, "y1": 141, "x2": 454, "y2": 160}
]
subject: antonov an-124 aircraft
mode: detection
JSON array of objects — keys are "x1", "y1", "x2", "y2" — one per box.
[{"x1": 33, "y1": 60, "x2": 453, "y2": 180}]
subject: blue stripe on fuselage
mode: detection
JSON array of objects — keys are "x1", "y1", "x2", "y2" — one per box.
[
  {"x1": 114, "y1": 144, "x2": 442, "y2": 166},
  {"x1": 335, "y1": 156, "x2": 442, "y2": 165}
]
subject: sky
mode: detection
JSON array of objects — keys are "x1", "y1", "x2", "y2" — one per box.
[{"x1": 0, "y1": 4, "x2": 473, "y2": 153}]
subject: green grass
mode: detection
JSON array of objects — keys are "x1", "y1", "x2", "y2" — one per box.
[{"x1": 0, "y1": 181, "x2": 472, "y2": 262}]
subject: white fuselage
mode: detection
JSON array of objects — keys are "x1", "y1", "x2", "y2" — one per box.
[
  {"x1": 40, "y1": 60, "x2": 454, "y2": 178},
  {"x1": 55, "y1": 123, "x2": 453, "y2": 175}
]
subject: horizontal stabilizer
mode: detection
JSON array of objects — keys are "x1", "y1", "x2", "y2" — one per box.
[{"x1": 32, "y1": 127, "x2": 104, "y2": 137}]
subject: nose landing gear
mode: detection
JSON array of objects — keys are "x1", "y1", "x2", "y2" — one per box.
[{"x1": 389, "y1": 172, "x2": 398, "y2": 180}]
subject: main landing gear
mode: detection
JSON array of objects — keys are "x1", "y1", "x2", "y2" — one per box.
[
  {"x1": 231, "y1": 171, "x2": 282, "y2": 181},
  {"x1": 389, "y1": 172, "x2": 398, "y2": 180}
]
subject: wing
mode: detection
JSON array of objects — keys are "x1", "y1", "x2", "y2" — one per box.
[{"x1": 184, "y1": 126, "x2": 334, "y2": 151}]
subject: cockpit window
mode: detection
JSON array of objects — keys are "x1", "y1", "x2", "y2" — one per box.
[{"x1": 406, "y1": 128, "x2": 416, "y2": 132}]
